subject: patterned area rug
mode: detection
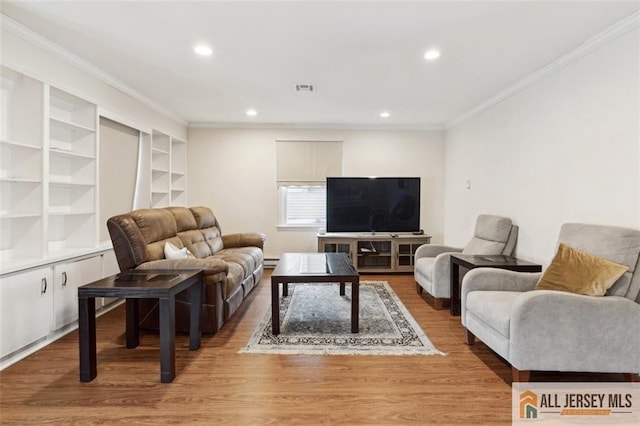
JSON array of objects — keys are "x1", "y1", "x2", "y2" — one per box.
[{"x1": 240, "y1": 281, "x2": 444, "y2": 356}]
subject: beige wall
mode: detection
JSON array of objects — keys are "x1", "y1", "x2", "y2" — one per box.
[
  {"x1": 187, "y1": 127, "x2": 445, "y2": 259},
  {"x1": 444, "y1": 29, "x2": 639, "y2": 265}
]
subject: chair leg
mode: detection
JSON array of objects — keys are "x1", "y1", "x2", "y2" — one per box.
[
  {"x1": 416, "y1": 283, "x2": 423, "y2": 294},
  {"x1": 623, "y1": 373, "x2": 640, "y2": 382},
  {"x1": 433, "y1": 297, "x2": 445, "y2": 310},
  {"x1": 464, "y1": 328, "x2": 475, "y2": 345},
  {"x1": 512, "y1": 367, "x2": 531, "y2": 382}
]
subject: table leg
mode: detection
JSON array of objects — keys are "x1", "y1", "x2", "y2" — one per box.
[
  {"x1": 125, "y1": 298, "x2": 140, "y2": 348},
  {"x1": 271, "y1": 280, "x2": 280, "y2": 335},
  {"x1": 159, "y1": 296, "x2": 176, "y2": 383},
  {"x1": 340, "y1": 282, "x2": 346, "y2": 296},
  {"x1": 78, "y1": 296, "x2": 97, "y2": 382},
  {"x1": 351, "y1": 279, "x2": 359, "y2": 333},
  {"x1": 450, "y1": 262, "x2": 461, "y2": 316},
  {"x1": 189, "y1": 279, "x2": 202, "y2": 351}
]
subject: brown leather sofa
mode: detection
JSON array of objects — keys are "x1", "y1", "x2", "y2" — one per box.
[{"x1": 107, "y1": 206, "x2": 265, "y2": 334}]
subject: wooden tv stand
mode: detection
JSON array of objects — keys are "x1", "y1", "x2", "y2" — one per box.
[{"x1": 317, "y1": 233, "x2": 431, "y2": 273}]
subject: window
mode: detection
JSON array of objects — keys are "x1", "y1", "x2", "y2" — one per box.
[
  {"x1": 280, "y1": 185, "x2": 326, "y2": 226},
  {"x1": 276, "y1": 140, "x2": 342, "y2": 228}
]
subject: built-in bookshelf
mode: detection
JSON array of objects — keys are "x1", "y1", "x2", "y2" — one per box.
[
  {"x1": 47, "y1": 88, "x2": 97, "y2": 256},
  {"x1": 170, "y1": 138, "x2": 187, "y2": 206},
  {"x1": 0, "y1": 65, "x2": 45, "y2": 264},
  {"x1": 151, "y1": 130, "x2": 171, "y2": 208}
]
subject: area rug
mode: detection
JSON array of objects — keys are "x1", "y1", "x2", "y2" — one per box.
[{"x1": 240, "y1": 281, "x2": 444, "y2": 356}]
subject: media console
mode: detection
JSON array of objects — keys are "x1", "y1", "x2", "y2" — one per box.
[{"x1": 317, "y1": 233, "x2": 432, "y2": 273}]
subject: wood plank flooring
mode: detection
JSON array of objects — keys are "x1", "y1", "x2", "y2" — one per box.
[{"x1": 0, "y1": 272, "x2": 626, "y2": 425}]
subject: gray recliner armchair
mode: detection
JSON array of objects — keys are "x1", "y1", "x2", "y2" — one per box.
[
  {"x1": 462, "y1": 223, "x2": 640, "y2": 382},
  {"x1": 414, "y1": 214, "x2": 518, "y2": 309}
]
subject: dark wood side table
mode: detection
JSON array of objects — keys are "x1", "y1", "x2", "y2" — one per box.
[
  {"x1": 271, "y1": 253, "x2": 359, "y2": 335},
  {"x1": 78, "y1": 270, "x2": 202, "y2": 383},
  {"x1": 450, "y1": 254, "x2": 542, "y2": 316}
]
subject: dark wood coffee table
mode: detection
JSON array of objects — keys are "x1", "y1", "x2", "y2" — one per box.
[
  {"x1": 78, "y1": 270, "x2": 202, "y2": 383},
  {"x1": 271, "y1": 253, "x2": 359, "y2": 335},
  {"x1": 450, "y1": 254, "x2": 542, "y2": 316}
]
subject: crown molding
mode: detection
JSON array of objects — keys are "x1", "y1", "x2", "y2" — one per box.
[
  {"x1": 0, "y1": 13, "x2": 187, "y2": 126},
  {"x1": 188, "y1": 121, "x2": 445, "y2": 131},
  {"x1": 446, "y1": 11, "x2": 640, "y2": 129}
]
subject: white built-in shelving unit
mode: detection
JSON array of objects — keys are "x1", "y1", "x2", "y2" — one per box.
[
  {"x1": 0, "y1": 64, "x2": 188, "y2": 369},
  {"x1": 47, "y1": 87, "x2": 98, "y2": 257},
  {"x1": 151, "y1": 130, "x2": 171, "y2": 208},
  {"x1": 170, "y1": 137, "x2": 187, "y2": 206}
]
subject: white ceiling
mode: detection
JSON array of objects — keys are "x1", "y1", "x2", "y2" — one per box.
[{"x1": 2, "y1": 1, "x2": 638, "y2": 128}]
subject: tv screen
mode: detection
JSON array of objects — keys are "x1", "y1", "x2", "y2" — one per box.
[{"x1": 326, "y1": 177, "x2": 420, "y2": 233}]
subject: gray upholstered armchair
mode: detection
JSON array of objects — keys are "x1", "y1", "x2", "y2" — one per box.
[
  {"x1": 414, "y1": 214, "x2": 518, "y2": 309},
  {"x1": 462, "y1": 223, "x2": 640, "y2": 382}
]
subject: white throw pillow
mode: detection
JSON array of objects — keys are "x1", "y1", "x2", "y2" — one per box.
[{"x1": 164, "y1": 242, "x2": 193, "y2": 260}]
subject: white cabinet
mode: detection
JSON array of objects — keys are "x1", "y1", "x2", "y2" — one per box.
[
  {"x1": 52, "y1": 256, "x2": 102, "y2": 330},
  {"x1": 0, "y1": 249, "x2": 120, "y2": 368},
  {"x1": 0, "y1": 267, "x2": 53, "y2": 358}
]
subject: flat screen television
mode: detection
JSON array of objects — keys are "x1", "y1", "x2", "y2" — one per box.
[{"x1": 326, "y1": 177, "x2": 420, "y2": 233}]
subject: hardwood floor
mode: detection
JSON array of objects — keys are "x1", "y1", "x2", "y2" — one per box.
[{"x1": 0, "y1": 272, "x2": 626, "y2": 425}]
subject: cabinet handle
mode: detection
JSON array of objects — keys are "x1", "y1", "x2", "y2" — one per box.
[
  {"x1": 41, "y1": 278, "x2": 48, "y2": 295},
  {"x1": 62, "y1": 271, "x2": 68, "y2": 287}
]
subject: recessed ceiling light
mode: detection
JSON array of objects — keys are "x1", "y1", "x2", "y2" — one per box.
[
  {"x1": 246, "y1": 109, "x2": 258, "y2": 117},
  {"x1": 380, "y1": 111, "x2": 390, "y2": 118},
  {"x1": 194, "y1": 45, "x2": 213, "y2": 56},
  {"x1": 424, "y1": 49, "x2": 441, "y2": 61}
]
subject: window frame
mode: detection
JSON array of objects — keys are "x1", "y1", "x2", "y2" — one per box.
[{"x1": 277, "y1": 184, "x2": 327, "y2": 231}]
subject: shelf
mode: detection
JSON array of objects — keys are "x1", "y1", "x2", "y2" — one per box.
[
  {"x1": 0, "y1": 140, "x2": 42, "y2": 151},
  {"x1": 49, "y1": 87, "x2": 96, "y2": 130},
  {"x1": 49, "y1": 147, "x2": 96, "y2": 160},
  {"x1": 49, "y1": 117, "x2": 96, "y2": 134},
  {"x1": 152, "y1": 146, "x2": 170, "y2": 155},
  {"x1": 0, "y1": 212, "x2": 42, "y2": 219},
  {"x1": 49, "y1": 179, "x2": 95, "y2": 187},
  {"x1": 48, "y1": 208, "x2": 95, "y2": 216},
  {"x1": 1, "y1": 65, "x2": 44, "y2": 147},
  {"x1": 0, "y1": 177, "x2": 42, "y2": 184}
]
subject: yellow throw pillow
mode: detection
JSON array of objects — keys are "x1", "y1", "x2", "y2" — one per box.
[{"x1": 535, "y1": 243, "x2": 628, "y2": 296}]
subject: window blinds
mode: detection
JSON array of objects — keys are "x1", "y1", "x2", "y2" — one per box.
[{"x1": 276, "y1": 140, "x2": 342, "y2": 186}]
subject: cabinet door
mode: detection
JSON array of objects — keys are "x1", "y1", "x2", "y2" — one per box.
[
  {"x1": 0, "y1": 267, "x2": 53, "y2": 358},
  {"x1": 52, "y1": 256, "x2": 102, "y2": 330}
]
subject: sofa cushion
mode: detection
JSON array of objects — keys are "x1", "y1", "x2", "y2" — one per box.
[
  {"x1": 201, "y1": 226, "x2": 224, "y2": 254},
  {"x1": 463, "y1": 237, "x2": 506, "y2": 255},
  {"x1": 474, "y1": 215, "x2": 512, "y2": 243},
  {"x1": 466, "y1": 290, "x2": 521, "y2": 338},
  {"x1": 214, "y1": 247, "x2": 263, "y2": 277},
  {"x1": 131, "y1": 208, "x2": 177, "y2": 243},
  {"x1": 178, "y1": 229, "x2": 213, "y2": 258},
  {"x1": 167, "y1": 207, "x2": 198, "y2": 232},
  {"x1": 535, "y1": 243, "x2": 628, "y2": 296}
]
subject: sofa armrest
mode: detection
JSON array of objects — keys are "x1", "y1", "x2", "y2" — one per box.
[
  {"x1": 509, "y1": 291, "x2": 640, "y2": 373},
  {"x1": 222, "y1": 232, "x2": 266, "y2": 250},
  {"x1": 136, "y1": 258, "x2": 228, "y2": 280},
  {"x1": 415, "y1": 244, "x2": 462, "y2": 260},
  {"x1": 461, "y1": 269, "x2": 542, "y2": 325}
]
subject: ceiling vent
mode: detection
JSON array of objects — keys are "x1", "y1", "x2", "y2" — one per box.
[{"x1": 295, "y1": 84, "x2": 315, "y2": 92}]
